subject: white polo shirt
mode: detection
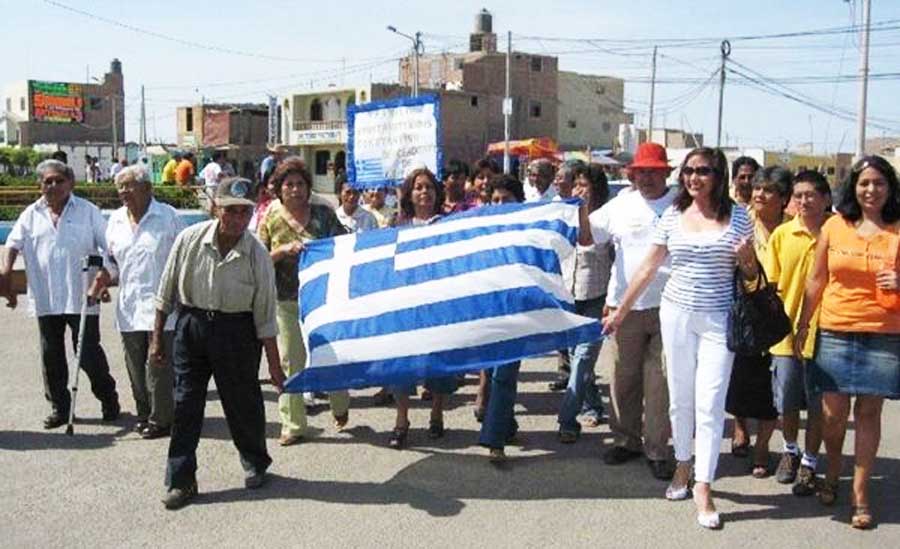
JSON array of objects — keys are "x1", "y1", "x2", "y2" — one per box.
[
  {"x1": 7, "y1": 194, "x2": 109, "y2": 317},
  {"x1": 589, "y1": 187, "x2": 676, "y2": 310},
  {"x1": 106, "y1": 199, "x2": 186, "y2": 332}
]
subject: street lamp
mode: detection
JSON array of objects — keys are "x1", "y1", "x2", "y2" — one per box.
[{"x1": 387, "y1": 25, "x2": 422, "y2": 97}]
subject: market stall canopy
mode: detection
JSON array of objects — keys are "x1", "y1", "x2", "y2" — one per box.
[{"x1": 487, "y1": 137, "x2": 559, "y2": 159}]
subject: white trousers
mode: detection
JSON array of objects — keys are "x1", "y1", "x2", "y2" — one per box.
[{"x1": 659, "y1": 301, "x2": 734, "y2": 484}]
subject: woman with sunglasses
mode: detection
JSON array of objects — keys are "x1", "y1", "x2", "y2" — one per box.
[
  {"x1": 604, "y1": 147, "x2": 757, "y2": 529},
  {"x1": 793, "y1": 156, "x2": 900, "y2": 529}
]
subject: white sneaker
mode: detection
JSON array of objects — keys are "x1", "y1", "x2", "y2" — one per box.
[
  {"x1": 303, "y1": 392, "x2": 316, "y2": 407},
  {"x1": 697, "y1": 511, "x2": 721, "y2": 529}
]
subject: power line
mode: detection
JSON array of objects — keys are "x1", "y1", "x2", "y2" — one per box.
[{"x1": 41, "y1": 0, "x2": 355, "y2": 63}]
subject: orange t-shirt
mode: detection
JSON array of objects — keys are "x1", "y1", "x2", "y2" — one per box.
[
  {"x1": 175, "y1": 159, "x2": 194, "y2": 185},
  {"x1": 819, "y1": 215, "x2": 900, "y2": 334}
]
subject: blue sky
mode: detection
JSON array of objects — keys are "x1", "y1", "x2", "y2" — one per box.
[{"x1": 3, "y1": 0, "x2": 899, "y2": 153}]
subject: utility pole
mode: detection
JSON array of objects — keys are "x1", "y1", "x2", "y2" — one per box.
[
  {"x1": 503, "y1": 31, "x2": 512, "y2": 174},
  {"x1": 139, "y1": 85, "x2": 147, "y2": 148},
  {"x1": 856, "y1": 0, "x2": 872, "y2": 159},
  {"x1": 412, "y1": 32, "x2": 422, "y2": 97},
  {"x1": 648, "y1": 45, "x2": 657, "y2": 144},
  {"x1": 387, "y1": 26, "x2": 422, "y2": 97},
  {"x1": 716, "y1": 40, "x2": 731, "y2": 148}
]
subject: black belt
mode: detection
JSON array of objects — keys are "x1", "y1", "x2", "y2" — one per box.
[{"x1": 182, "y1": 306, "x2": 253, "y2": 322}]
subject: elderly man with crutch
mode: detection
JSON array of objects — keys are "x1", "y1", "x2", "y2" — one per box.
[{"x1": 0, "y1": 159, "x2": 120, "y2": 429}]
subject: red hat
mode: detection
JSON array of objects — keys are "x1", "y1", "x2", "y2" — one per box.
[{"x1": 630, "y1": 142, "x2": 671, "y2": 170}]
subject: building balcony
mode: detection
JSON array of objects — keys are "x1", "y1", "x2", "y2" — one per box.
[{"x1": 292, "y1": 119, "x2": 346, "y2": 132}]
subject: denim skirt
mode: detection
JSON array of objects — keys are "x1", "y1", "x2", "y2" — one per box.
[{"x1": 810, "y1": 330, "x2": 900, "y2": 398}]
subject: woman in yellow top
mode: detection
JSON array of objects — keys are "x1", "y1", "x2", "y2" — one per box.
[
  {"x1": 258, "y1": 157, "x2": 351, "y2": 447},
  {"x1": 795, "y1": 155, "x2": 900, "y2": 529},
  {"x1": 726, "y1": 166, "x2": 792, "y2": 478},
  {"x1": 765, "y1": 170, "x2": 831, "y2": 496}
]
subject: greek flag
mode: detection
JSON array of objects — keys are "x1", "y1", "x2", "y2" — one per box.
[{"x1": 283, "y1": 200, "x2": 601, "y2": 393}]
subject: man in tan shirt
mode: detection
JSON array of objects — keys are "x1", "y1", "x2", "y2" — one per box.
[{"x1": 150, "y1": 177, "x2": 285, "y2": 510}]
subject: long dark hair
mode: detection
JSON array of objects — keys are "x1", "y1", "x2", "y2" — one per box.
[
  {"x1": 571, "y1": 162, "x2": 609, "y2": 212},
  {"x1": 836, "y1": 155, "x2": 900, "y2": 223},
  {"x1": 399, "y1": 168, "x2": 444, "y2": 221},
  {"x1": 674, "y1": 147, "x2": 732, "y2": 221}
]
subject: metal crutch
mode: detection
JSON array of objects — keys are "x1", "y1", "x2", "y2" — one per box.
[{"x1": 66, "y1": 255, "x2": 104, "y2": 436}]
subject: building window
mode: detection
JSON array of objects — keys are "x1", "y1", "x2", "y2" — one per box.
[
  {"x1": 315, "y1": 150, "x2": 331, "y2": 175},
  {"x1": 310, "y1": 99, "x2": 323, "y2": 121},
  {"x1": 827, "y1": 166, "x2": 836, "y2": 175},
  {"x1": 567, "y1": 119, "x2": 576, "y2": 129},
  {"x1": 20, "y1": 97, "x2": 26, "y2": 111},
  {"x1": 470, "y1": 96, "x2": 478, "y2": 107},
  {"x1": 529, "y1": 101, "x2": 542, "y2": 118},
  {"x1": 602, "y1": 122, "x2": 611, "y2": 133},
  {"x1": 454, "y1": 58, "x2": 464, "y2": 70},
  {"x1": 530, "y1": 57, "x2": 543, "y2": 72},
  {"x1": 359, "y1": 91, "x2": 367, "y2": 102},
  {"x1": 185, "y1": 107, "x2": 193, "y2": 132},
  {"x1": 89, "y1": 97, "x2": 103, "y2": 110},
  {"x1": 596, "y1": 85, "x2": 606, "y2": 95}
]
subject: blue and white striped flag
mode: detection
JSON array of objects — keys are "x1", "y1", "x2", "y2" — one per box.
[{"x1": 283, "y1": 199, "x2": 601, "y2": 393}]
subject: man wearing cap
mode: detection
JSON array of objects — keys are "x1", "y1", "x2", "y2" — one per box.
[
  {"x1": 259, "y1": 144, "x2": 287, "y2": 183},
  {"x1": 591, "y1": 142, "x2": 675, "y2": 480},
  {"x1": 152, "y1": 176, "x2": 285, "y2": 510}
]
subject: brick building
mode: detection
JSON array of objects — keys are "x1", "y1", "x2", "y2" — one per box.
[
  {"x1": 1, "y1": 59, "x2": 124, "y2": 148},
  {"x1": 398, "y1": 10, "x2": 630, "y2": 154},
  {"x1": 175, "y1": 103, "x2": 270, "y2": 180}
]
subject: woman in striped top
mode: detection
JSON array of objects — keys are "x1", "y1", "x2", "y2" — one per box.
[{"x1": 603, "y1": 147, "x2": 757, "y2": 530}]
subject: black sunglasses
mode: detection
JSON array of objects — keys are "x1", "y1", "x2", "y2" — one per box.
[{"x1": 681, "y1": 166, "x2": 715, "y2": 177}]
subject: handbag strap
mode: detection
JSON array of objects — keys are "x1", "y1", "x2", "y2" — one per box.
[{"x1": 734, "y1": 259, "x2": 767, "y2": 295}]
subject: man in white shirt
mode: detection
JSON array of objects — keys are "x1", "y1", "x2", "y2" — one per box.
[
  {"x1": 93, "y1": 166, "x2": 186, "y2": 439},
  {"x1": 0, "y1": 160, "x2": 120, "y2": 429},
  {"x1": 590, "y1": 142, "x2": 675, "y2": 479},
  {"x1": 109, "y1": 157, "x2": 127, "y2": 181},
  {"x1": 524, "y1": 158, "x2": 557, "y2": 202},
  {"x1": 199, "y1": 151, "x2": 225, "y2": 190},
  {"x1": 335, "y1": 178, "x2": 377, "y2": 233}
]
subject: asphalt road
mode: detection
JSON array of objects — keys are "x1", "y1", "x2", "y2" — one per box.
[{"x1": 1, "y1": 295, "x2": 898, "y2": 548}]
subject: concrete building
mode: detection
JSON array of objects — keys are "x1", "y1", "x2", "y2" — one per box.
[
  {"x1": 639, "y1": 128, "x2": 704, "y2": 149},
  {"x1": 399, "y1": 10, "x2": 558, "y2": 148},
  {"x1": 557, "y1": 71, "x2": 633, "y2": 150},
  {"x1": 281, "y1": 81, "x2": 512, "y2": 191},
  {"x1": 175, "y1": 103, "x2": 269, "y2": 180},
  {"x1": 1, "y1": 59, "x2": 124, "y2": 148},
  {"x1": 398, "y1": 10, "x2": 631, "y2": 153}
]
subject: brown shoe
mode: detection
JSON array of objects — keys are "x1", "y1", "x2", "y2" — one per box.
[
  {"x1": 775, "y1": 452, "x2": 801, "y2": 484},
  {"x1": 278, "y1": 433, "x2": 303, "y2": 447},
  {"x1": 334, "y1": 413, "x2": 349, "y2": 431}
]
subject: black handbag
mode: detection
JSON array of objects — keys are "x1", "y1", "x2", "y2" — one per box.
[{"x1": 726, "y1": 262, "x2": 792, "y2": 356}]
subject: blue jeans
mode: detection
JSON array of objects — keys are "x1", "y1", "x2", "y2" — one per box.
[
  {"x1": 478, "y1": 362, "x2": 520, "y2": 449},
  {"x1": 557, "y1": 297, "x2": 605, "y2": 433}
]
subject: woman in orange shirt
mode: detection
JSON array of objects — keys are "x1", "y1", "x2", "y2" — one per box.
[{"x1": 795, "y1": 155, "x2": 900, "y2": 529}]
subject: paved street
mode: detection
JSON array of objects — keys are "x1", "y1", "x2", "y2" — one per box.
[{"x1": 1, "y1": 296, "x2": 899, "y2": 548}]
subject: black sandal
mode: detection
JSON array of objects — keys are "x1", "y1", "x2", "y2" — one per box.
[
  {"x1": 731, "y1": 440, "x2": 750, "y2": 458},
  {"x1": 388, "y1": 426, "x2": 408, "y2": 449},
  {"x1": 428, "y1": 419, "x2": 444, "y2": 439}
]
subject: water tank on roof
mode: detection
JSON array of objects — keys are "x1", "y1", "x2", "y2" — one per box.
[
  {"x1": 475, "y1": 9, "x2": 492, "y2": 33},
  {"x1": 110, "y1": 58, "x2": 122, "y2": 74}
]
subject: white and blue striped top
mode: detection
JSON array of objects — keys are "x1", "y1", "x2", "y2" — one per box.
[{"x1": 652, "y1": 203, "x2": 754, "y2": 312}]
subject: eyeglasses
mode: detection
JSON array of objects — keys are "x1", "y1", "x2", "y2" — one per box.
[
  {"x1": 41, "y1": 176, "x2": 68, "y2": 187},
  {"x1": 681, "y1": 166, "x2": 715, "y2": 177}
]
